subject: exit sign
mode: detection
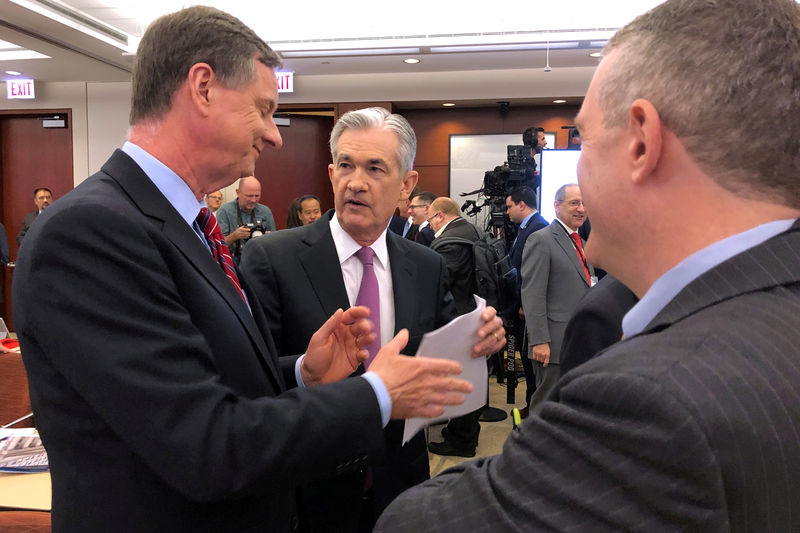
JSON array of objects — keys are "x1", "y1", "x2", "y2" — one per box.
[
  {"x1": 7, "y1": 79, "x2": 35, "y2": 99},
  {"x1": 276, "y1": 71, "x2": 293, "y2": 93}
]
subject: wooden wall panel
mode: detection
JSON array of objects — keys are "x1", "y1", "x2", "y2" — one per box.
[{"x1": 402, "y1": 104, "x2": 580, "y2": 198}]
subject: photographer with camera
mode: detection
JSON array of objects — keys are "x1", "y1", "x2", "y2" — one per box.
[{"x1": 216, "y1": 176, "x2": 276, "y2": 261}]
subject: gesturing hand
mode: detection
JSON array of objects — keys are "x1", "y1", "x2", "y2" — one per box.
[
  {"x1": 368, "y1": 329, "x2": 474, "y2": 419},
  {"x1": 301, "y1": 306, "x2": 376, "y2": 387}
]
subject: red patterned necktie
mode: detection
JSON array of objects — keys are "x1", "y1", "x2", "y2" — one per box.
[
  {"x1": 569, "y1": 232, "x2": 591, "y2": 283},
  {"x1": 195, "y1": 208, "x2": 246, "y2": 302}
]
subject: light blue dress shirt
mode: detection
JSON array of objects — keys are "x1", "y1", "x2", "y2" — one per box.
[{"x1": 622, "y1": 219, "x2": 795, "y2": 337}]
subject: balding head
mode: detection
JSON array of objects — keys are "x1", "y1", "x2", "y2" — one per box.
[
  {"x1": 236, "y1": 176, "x2": 262, "y2": 213},
  {"x1": 428, "y1": 197, "x2": 461, "y2": 232}
]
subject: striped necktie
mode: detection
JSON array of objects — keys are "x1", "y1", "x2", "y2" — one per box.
[{"x1": 195, "y1": 207, "x2": 246, "y2": 302}]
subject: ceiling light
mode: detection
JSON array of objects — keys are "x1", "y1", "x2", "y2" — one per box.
[
  {"x1": 589, "y1": 52, "x2": 603, "y2": 58},
  {"x1": 403, "y1": 58, "x2": 420, "y2": 64},
  {"x1": 0, "y1": 50, "x2": 50, "y2": 61},
  {"x1": 553, "y1": 99, "x2": 567, "y2": 104},
  {"x1": 5, "y1": 70, "x2": 22, "y2": 75},
  {"x1": 281, "y1": 47, "x2": 420, "y2": 58},
  {"x1": 431, "y1": 42, "x2": 579, "y2": 53},
  {"x1": 442, "y1": 103, "x2": 455, "y2": 107}
]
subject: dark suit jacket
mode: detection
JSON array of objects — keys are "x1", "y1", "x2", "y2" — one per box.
[
  {"x1": 240, "y1": 210, "x2": 457, "y2": 531},
  {"x1": 13, "y1": 150, "x2": 386, "y2": 533},
  {"x1": 389, "y1": 214, "x2": 407, "y2": 236},
  {"x1": 16, "y1": 210, "x2": 38, "y2": 245},
  {"x1": 508, "y1": 212, "x2": 549, "y2": 332},
  {"x1": 415, "y1": 224, "x2": 435, "y2": 247},
  {"x1": 404, "y1": 223, "x2": 419, "y2": 241},
  {"x1": 430, "y1": 217, "x2": 481, "y2": 315},
  {"x1": 559, "y1": 275, "x2": 638, "y2": 376},
  {"x1": 376, "y1": 221, "x2": 800, "y2": 532}
]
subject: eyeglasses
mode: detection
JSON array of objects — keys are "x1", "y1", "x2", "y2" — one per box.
[
  {"x1": 409, "y1": 204, "x2": 428, "y2": 209},
  {"x1": 427, "y1": 212, "x2": 441, "y2": 223},
  {"x1": 206, "y1": 195, "x2": 222, "y2": 200}
]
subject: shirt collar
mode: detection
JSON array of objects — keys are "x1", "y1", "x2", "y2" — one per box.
[
  {"x1": 434, "y1": 217, "x2": 459, "y2": 238},
  {"x1": 555, "y1": 217, "x2": 577, "y2": 235},
  {"x1": 520, "y1": 210, "x2": 539, "y2": 229},
  {"x1": 329, "y1": 212, "x2": 390, "y2": 269},
  {"x1": 622, "y1": 218, "x2": 796, "y2": 337},
  {"x1": 121, "y1": 141, "x2": 205, "y2": 226}
]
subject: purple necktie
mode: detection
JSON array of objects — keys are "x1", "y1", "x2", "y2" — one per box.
[{"x1": 355, "y1": 247, "x2": 381, "y2": 368}]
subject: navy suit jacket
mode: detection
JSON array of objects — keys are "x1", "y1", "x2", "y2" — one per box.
[
  {"x1": 13, "y1": 150, "x2": 385, "y2": 532},
  {"x1": 240, "y1": 210, "x2": 457, "y2": 531},
  {"x1": 377, "y1": 221, "x2": 800, "y2": 532}
]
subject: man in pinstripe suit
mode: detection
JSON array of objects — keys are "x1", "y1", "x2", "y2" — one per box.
[{"x1": 376, "y1": 0, "x2": 800, "y2": 530}]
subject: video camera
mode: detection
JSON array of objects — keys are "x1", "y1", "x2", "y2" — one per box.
[{"x1": 481, "y1": 127, "x2": 541, "y2": 199}]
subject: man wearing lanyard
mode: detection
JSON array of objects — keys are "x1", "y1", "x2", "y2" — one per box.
[{"x1": 520, "y1": 183, "x2": 593, "y2": 414}]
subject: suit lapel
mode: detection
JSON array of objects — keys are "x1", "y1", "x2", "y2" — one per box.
[
  {"x1": 298, "y1": 212, "x2": 350, "y2": 317},
  {"x1": 387, "y1": 231, "x2": 417, "y2": 333},
  {"x1": 643, "y1": 222, "x2": 800, "y2": 334},
  {"x1": 551, "y1": 222, "x2": 590, "y2": 285},
  {"x1": 100, "y1": 150, "x2": 280, "y2": 383}
]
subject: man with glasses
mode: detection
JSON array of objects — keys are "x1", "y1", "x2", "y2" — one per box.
[
  {"x1": 406, "y1": 191, "x2": 436, "y2": 246},
  {"x1": 425, "y1": 197, "x2": 484, "y2": 457},
  {"x1": 205, "y1": 191, "x2": 223, "y2": 213}
]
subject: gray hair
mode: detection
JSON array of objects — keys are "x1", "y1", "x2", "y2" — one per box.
[
  {"x1": 130, "y1": 6, "x2": 281, "y2": 124},
  {"x1": 555, "y1": 183, "x2": 578, "y2": 203},
  {"x1": 329, "y1": 107, "x2": 417, "y2": 175},
  {"x1": 599, "y1": 0, "x2": 800, "y2": 206}
]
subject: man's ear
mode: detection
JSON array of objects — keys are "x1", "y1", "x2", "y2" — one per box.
[
  {"x1": 627, "y1": 98, "x2": 663, "y2": 184},
  {"x1": 186, "y1": 62, "x2": 215, "y2": 117},
  {"x1": 401, "y1": 170, "x2": 419, "y2": 199}
]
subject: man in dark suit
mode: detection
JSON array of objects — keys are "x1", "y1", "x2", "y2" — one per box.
[
  {"x1": 240, "y1": 108, "x2": 506, "y2": 532},
  {"x1": 559, "y1": 275, "x2": 637, "y2": 376},
  {"x1": 407, "y1": 191, "x2": 436, "y2": 246},
  {"x1": 11, "y1": 9, "x2": 483, "y2": 533},
  {"x1": 377, "y1": 1, "x2": 800, "y2": 530},
  {"x1": 505, "y1": 186, "x2": 548, "y2": 414},
  {"x1": 16, "y1": 187, "x2": 52, "y2": 245},
  {"x1": 521, "y1": 183, "x2": 594, "y2": 414},
  {"x1": 424, "y1": 197, "x2": 484, "y2": 457}
]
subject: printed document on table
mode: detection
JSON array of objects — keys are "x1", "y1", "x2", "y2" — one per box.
[{"x1": 403, "y1": 296, "x2": 488, "y2": 444}]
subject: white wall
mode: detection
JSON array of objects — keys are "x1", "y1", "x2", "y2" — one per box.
[{"x1": 86, "y1": 82, "x2": 131, "y2": 176}]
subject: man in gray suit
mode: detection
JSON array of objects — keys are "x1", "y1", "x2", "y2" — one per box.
[
  {"x1": 376, "y1": 0, "x2": 800, "y2": 531},
  {"x1": 521, "y1": 183, "x2": 593, "y2": 414}
]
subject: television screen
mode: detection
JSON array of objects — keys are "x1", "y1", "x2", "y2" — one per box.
[{"x1": 539, "y1": 149, "x2": 582, "y2": 223}]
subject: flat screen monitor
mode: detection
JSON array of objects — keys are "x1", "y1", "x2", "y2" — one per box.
[{"x1": 539, "y1": 149, "x2": 582, "y2": 223}]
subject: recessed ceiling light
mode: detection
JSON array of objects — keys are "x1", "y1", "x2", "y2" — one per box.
[
  {"x1": 589, "y1": 52, "x2": 602, "y2": 58},
  {"x1": 5, "y1": 70, "x2": 21, "y2": 75},
  {"x1": 442, "y1": 103, "x2": 455, "y2": 107},
  {"x1": 404, "y1": 58, "x2": 420, "y2": 64},
  {"x1": 553, "y1": 99, "x2": 567, "y2": 104}
]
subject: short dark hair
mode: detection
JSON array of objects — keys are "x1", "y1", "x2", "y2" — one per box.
[
  {"x1": 411, "y1": 191, "x2": 437, "y2": 205},
  {"x1": 298, "y1": 195, "x2": 320, "y2": 205},
  {"x1": 34, "y1": 187, "x2": 52, "y2": 197},
  {"x1": 130, "y1": 6, "x2": 282, "y2": 124},
  {"x1": 508, "y1": 186, "x2": 537, "y2": 208}
]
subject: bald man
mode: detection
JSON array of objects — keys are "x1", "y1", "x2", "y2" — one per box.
[{"x1": 216, "y1": 176, "x2": 276, "y2": 261}]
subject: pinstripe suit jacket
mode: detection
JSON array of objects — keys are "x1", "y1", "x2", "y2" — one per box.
[{"x1": 376, "y1": 221, "x2": 800, "y2": 532}]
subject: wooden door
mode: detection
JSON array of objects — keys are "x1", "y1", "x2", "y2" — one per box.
[{"x1": 0, "y1": 111, "x2": 74, "y2": 329}]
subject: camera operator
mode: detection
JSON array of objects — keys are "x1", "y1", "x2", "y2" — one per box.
[{"x1": 216, "y1": 176, "x2": 276, "y2": 261}]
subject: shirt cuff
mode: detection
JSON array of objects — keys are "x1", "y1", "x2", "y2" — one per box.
[
  {"x1": 294, "y1": 354, "x2": 307, "y2": 388},
  {"x1": 361, "y1": 371, "x2": 391, "y2": 428}
]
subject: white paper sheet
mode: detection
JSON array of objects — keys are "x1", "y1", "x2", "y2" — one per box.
[{"x1": 403, "y1": 295, "x2": 488, "y2": 444}]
